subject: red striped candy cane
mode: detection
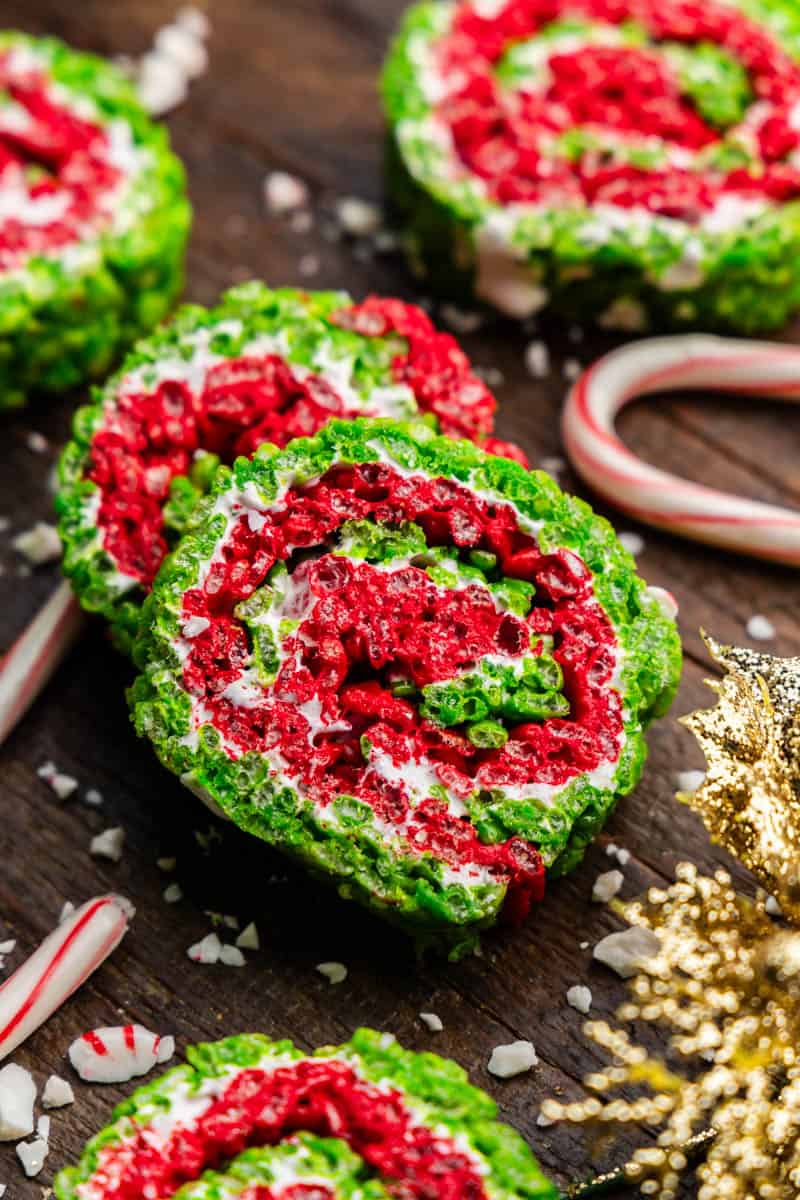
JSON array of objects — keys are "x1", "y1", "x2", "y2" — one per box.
[
  {"x1": 562, "y1": 335, "x2": 800, "y2": 565},
  {"x1": 0, "y1": 895, "x2": 134, "y2": 1061},
  {"x1": 0, "y1": 581, "x2": 85, "y2": 747}
]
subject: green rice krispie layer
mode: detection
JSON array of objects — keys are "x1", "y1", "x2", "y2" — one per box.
[
  {"x1": 0, "y1": 31, "x2": 189, "y2": 406},
  {"x1": 383, "y1": 0, "x2": 800, "y2": 332},
  {"x1": 128, "y1": 418, "x2": 680, "y2": 950}
]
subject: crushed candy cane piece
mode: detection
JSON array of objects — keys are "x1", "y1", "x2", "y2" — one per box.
[
  {"x1": 747, "y1": 614, "x2": 776, "y2": 640},
  {"x1": 84, "y1": 788, "x2": 103, "y2": 807},
  {"x1": 419, "y1": 1012, "x2": 443, "y2": 1032},
  {"x1": 264, "y1": 171, "x2": 308, "y2": 214},
  {"x1": 0, "y1": 1063, "x2": 35, "y2": 1140},
  {"x1": 592, "y1": 869, "x2": 624, "y2": 903},
  {"x1": 138, "y1": 53, "x2": 188, "y2": 116},
  {"x1": 154, "y1": 23, "x2": 208, "y2": 78},
  {"x1": 16, "y1": 1136, "x2": 47, "y2": 1177},
  {"x1": 68, "y1": 1025, "x2": 174, "y2": 1084},
  {"x1": 182, "y1": 616, "x2": 210, "y2": 638},
  {"x1": 235, "y1": 922, "x2": 259, "y2": 950},
  {"x1": 187, "y1": 932, "x2": 221, "y2": 964},
  {"x1": 619, "y1": 531, "x2": 644, "y2": 557},
  {"x1": 593, "y1": 926, "x2": 661, "y2": 978},
  {"x1": 13, "y1": 523, "x2": 61, "y2": 565},
  {"x1": 59, "y1": 901, "x2": 75, "y2": 923},
  {"x1": 42, "y1": 1075, "x2": 74, "y2": 1109},
  {"x1": 90, "y1": 827, "x2": 125, "y2": 862},
  {"x1": 37, "y1": 762, "x2": 78, "y2": 800},
  {"x1": 176, "y1": 6, "x2": 210, "y2": 39},
  {"x1": 566, "y1": 985, "x2": 593, "y2": 1014},
  {"x1": 524, "y1": 340, "x2": 550, "y2": 378},
  {"x1": 766, "y1": 895, "x2": 783, "y2": 916},
  {"x1": 316, "y1": 962, "x2": 347, "y2": 985},
  {"x1": 37, "y1": 1114, "x2": 50, "y2": 1140},
  {"x1": 163, "y1": 883, "x2": 183, "y2": 904},
  {"x1": 219, "y1": 945, "x2": 245, "y2": 967},
  {"x1": 676, "y1": 769, "x2": 706, "y2": 793},
  {"x1": 487, "y1": 1040, "x2": 538, "y2": 1078},
  {"x1": 25, "y1": 432, "x2": 48, "y2": 454},
  {"x1": 336, "y1": 196, "x2": 382, "y2": 237},
  {"x1": 563, "y1": 358, "x2": 582, "y2": 381},
  {"x1": 0, "y1": 943, "x2": 14, "y2": 956}
]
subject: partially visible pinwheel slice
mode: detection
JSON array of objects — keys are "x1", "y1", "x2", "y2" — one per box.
[
  {"x1": 383, "y1": 0, "x2": 800, "y2": 332},
  {"x1": 128, "y1": 419, "x2": 680, "y2": 949},
  {"x1": 53, "y1": 1030, "x2": 557, "y2": 1200},
  {"x1": 0, "y1": 31, "x2": 189, "y2": 407},
  {"x1": 57, "y1": 283, "x2": 524, "y2": 653}
]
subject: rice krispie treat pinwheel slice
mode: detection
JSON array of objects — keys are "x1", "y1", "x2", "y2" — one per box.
[
  {"x1": 54, "y1": 1030, "x2": 557, "y2": 1200},
  {"x1": 129, "y1": 419, "x2": 681, "y2": 949},
  {"x1": 0, "y1": 32, "x2": 189, "y2": 406},
  {"x1": 57, "y1": 283, "x2": 525, "y2": 653},
  {"x1": 383, "y1": 0, "x2": 800, "y2": 332}
]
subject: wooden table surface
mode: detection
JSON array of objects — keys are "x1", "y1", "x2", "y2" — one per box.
[{"x1": 2, "y1": 2, "x2": 799, "y2": 1197}]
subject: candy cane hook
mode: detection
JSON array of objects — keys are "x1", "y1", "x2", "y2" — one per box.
[
  {"x1": 0, "y1": 581, "x2": 85, "y2": 747},
  {"x1": 562, "y1": 335, "x2": 800, "y2": 566}
]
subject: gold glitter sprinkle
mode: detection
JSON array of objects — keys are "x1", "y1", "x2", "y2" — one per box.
[
  {"x1": 679, "y1": 633, "x2": 800, "y2": 922},
  {"x1": 547, "y1": 864, "x2": 800, "y2": 1199}
]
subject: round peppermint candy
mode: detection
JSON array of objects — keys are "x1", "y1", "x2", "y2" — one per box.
[
  {"x1": 129, "y1": 419, "x2": 680, "y2": 946},
  {"x1": 0, "y1": 32, "x2": 189, "y2": 407},
  {"x1": 54, "y1": 1030, "x2": 557, "y2": 1200},
  {"x1": 57, "y1": 283, "x2": 524, "y2": 652},
  {"x1": 383, "y1": 0, "x2": 800, "y2": 332}
]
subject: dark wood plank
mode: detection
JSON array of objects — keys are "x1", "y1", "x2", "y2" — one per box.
[{"x1": 1, "y1": 3, "x2": 798, "y2": 1197}]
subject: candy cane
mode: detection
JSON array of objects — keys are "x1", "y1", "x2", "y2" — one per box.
[
  {"x1": 0, "y1": 895, "x2": 134, "y2": 1062},
  {"x1": 0, "y1": 582, "x2": 85, "y2": 748},
  {"x1": 562, "y1": 335, "x2": 800, "y2": 566}
]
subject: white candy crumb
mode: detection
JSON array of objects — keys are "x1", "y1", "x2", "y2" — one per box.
[
  {"x1": 163, "y1": 883, "x2": 183, "y2": 904},
  {"x1": 579, "y1": 941, "x2": 589, "y2": 950},
  {"x1": 616, "y1": 848, "x2": 631, "y2": 866},
  {"x1": 766, "y1": 895, "x2": 782, "y2": 916},
  {"x1": 84, "y1": 788, "x2": 104, "y2": 807},
  {"x1": 563, "y1": 358, "x2": 582, "y2": 381},
  {"x1": 16, "y1": 1137, "x2": 48, "y2": 1178},
  {"x1": 0, "y1": 1183, "x2": 6, "y2": 1196},
  {"x1": 619, "y1": 531, "x2": 644, "y2": 557},
  {"x1": 13, "y1": 522, "x2": 61, "y2": 565},
  {"x1": 298, "y1": 253, "x2": 320, "y2": 278},
  {"x1": 566, "y1": 985, "x2": 593, "y2": 1014},
  {"x1": 219, "y1": 944, "x2": 246, "y2": 967},
  {"x1": 176, "y1": 7, "x2": 211, "y2": 39},
  {"x1": 154, "y1": 24, "x2": 208, "y2": 78},
  {"x1": 487, "y1": 1041, "x2": 538, "y2": 1078},
  {"x1": 676, "y1": 769, "x2": 706, "y2": 794},
  {"x1": 264, "y1": 171, "x2": 309, "y2": 214},
  {"x1": 419, "y1": 1012, "x2": 443, "y2": 1032},
  {"x1": 222, "y1": 915, "x2": 239, "y2": 930},
  {"x1": 524, "y1": 340, "x2": 550, "y2": 378},
  {"x1": 182, "y1": 616, "x2": 210, "y2": 638},
  {"x1": 37, "y1": 760, "x2": 79, "y2": 801},
  {"x1": 157, "y1": 857, "x2": 177, "y2": 872},
  {"x1": 25, "y1": 431, "x2": 48, "y2": 454},
  {"x1": 0, "y1": 1063, "x2": 36, "y2": 1141},
  {"x1": 593, "y1": 869, "x2": 624, "y2": 904},
  {"x1": 537, "y1": 1111, "x2": 555, "y2": 1127},
  {"x1": 187, "y1": 932, "x2": 222, "y2": 964},
  {"x1": 440, "y1": 304, "x2": 484, "y2": 335},
  {"x1": 90, "y1": 827, "x2": 125, "y2": 862},
  {"x1": 747, "y1": 614, "x2": 776, "y2": 641},
  {"x1": 42, "y1": 1076, "x2": 74, "y2": 1109},
  {"x1": 236, "y1": 922, "x2": 260, "y2": 950},
  {"x1": 138, "y1": 53, "x2": 188, "y2": 116},
  {"x1": 316, "y1": 961, "x2": 347, "y2": 985},
  {"x1": 0, "y1": 941, "x2": 14, "y2": 955},
  {"x1": 539, "y1": 455, "x2": 565, "y2": 475},
  {"x1": 593, "y1": 926, "x2": 660, "y2": 978},
  {"x1": 59, "y1": 901, "x2": 75, "y2": 923},
  {"x1": 336, "y1": 196, "x2": 382, "y2": 237},
  {"x1": 36, "y1": 1115, "x2": 50, "y2": 1140}
]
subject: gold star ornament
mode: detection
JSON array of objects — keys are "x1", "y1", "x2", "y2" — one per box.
[{"x1": 679, "y1": 634, "x2": 800, "y2": 922}]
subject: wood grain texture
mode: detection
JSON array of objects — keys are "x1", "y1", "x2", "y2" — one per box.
[{"x1": 1, "y1": 2, "x2": 799, "y2": 1196}]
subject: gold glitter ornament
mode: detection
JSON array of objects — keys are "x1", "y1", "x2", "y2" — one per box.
[
  {"x1": 546, "y1": 864, "x2": 800, "y2": 1199},
  {"x1": 679, "y1": 634, "x2": 800, "y2": 923}
]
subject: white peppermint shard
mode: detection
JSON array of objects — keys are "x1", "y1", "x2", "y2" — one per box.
[{"x1": 69, "y1": 1025, "x2": 175, "y2": 1084}]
